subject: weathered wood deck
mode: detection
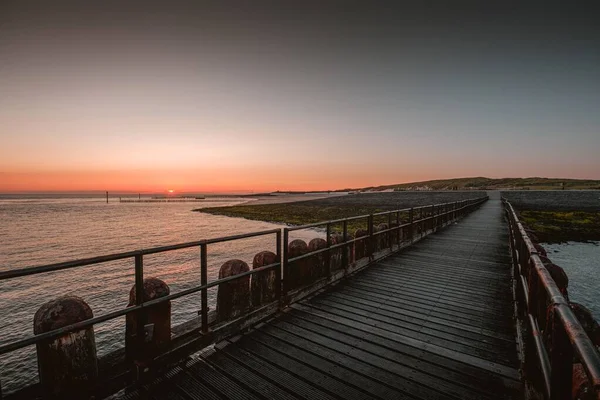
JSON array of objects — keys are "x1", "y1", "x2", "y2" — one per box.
[{"x1": 117, "y1": 195, "x2": 523, "y2": 399}]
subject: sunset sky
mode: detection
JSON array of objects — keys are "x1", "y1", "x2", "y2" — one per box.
[{"x1": 1, "y1": 2, "x2": 599, "y2": 193}]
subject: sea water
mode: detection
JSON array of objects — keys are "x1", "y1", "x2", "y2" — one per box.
[{"x1": 0, "y1": 197, "x2": 321, "y2": 393}]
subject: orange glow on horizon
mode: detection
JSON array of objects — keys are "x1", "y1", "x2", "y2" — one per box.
[
  {"x1": 0, "y1": 166, "x2": 443, "y2": 193},
  {"x1": 2, "y1": 164, "x2": 598, "y2": 194}
]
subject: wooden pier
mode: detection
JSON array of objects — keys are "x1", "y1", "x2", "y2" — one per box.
[
  {"x1": 114, "y1": 194, "x2": 523, "y2": 400},
  {"x1": 3, "y1": 193, "x2": 599, "y2": 400}
]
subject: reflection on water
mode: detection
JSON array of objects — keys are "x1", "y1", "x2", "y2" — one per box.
[
  {"x1": 0, "y1": 198, "x2": 322, "y2": 393},
  {"x1": 541, "y1": 241, "x2": 600, "y2": 321}
]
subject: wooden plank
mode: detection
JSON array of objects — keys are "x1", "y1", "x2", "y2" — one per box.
[
  {"x1": 288, "y1": 303, "x2": 521, "y2": 380},
  {"x1": 255, "y1": 326, "x2": 432, "y2": 400},
  {"x1": 313, "y1": 292, "x2": 514, "y2": 343},
  {"x1": 248, "y1": 332, "x2": 407, "y2": 399},
  {"x1": 156, "y1": 366, "x2": 222, "y2": 400},
  {"x1": 309, "y1": 295, "x2": 516, "y2": 349},
  {"x1": 239, "y1": 336, "x2": 379, "y2": 400},
  {"x1": 329, "y1": 288, "x2": 514, "y2": 334},
  {"x1": 220, "y1": 345, "x2": 338, "y2": 400},
  {"x1": 272, "y1": 318, "x2": 496, "y2": 400},
  {"x1": 346, "y1": 278, "x2": 512, "y2": 314},
  {"x1": 184, "y1": 358, "x2": 262, "y2": 400},
  {"x1": 281, "y1": 312, "x2": 516, "y2": 399},
  {"x1": 299, "y1": 298, "x2": 518, "y2": 366},
  {"x1": 201, "y1": 349, "x2": 298, "y2": 400},
  {"x1": 346, "y1": 280, "x2": 514, "y2": 317},
  {"x1": 287, "y1": 308, "x2": 522, "y2": 396}
]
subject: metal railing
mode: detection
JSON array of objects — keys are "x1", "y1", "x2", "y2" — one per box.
[
  {"x1": 503, "y1": 199, "x2": 600, "y2": 400},
  {"x1": 0, "y1": 228, "x2": 282, "y2": 398},
  {"x1": 282, "y1": 196, "x2": 489, "y2": 299},
  {"x1": 0, "y1": 195, "x2": 488, "y2": 398}
]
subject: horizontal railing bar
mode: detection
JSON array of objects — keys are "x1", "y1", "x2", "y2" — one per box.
[
  {"x1": 0, "y1": 229, "x2": 280, "y2": 281},
  {"x1": 283, "y1": 200, "x2": 484, "y2": 232},
  {"x1": 556, "y1": 304, "x2": 600, "y2": 388},
  {"x1": 372, "y1": 208, "x2": 411, "y2": 216},
  {"x1": 0, "y1": 306, "x2": 136, "y2": 356},
  {"x1": 0, "y1": 250, "x2": 142, "y2": 280},
  {"x1": 285, "y1": 214, "x2": 372, "y2": 231},
  {"x1": 203, "y1": 228, "x2": 280, "y2": 245},
  {"x1": 0, "y1": 261, "x2": 281, "y2": 355}
]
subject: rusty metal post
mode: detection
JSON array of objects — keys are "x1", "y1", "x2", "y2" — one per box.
[
  {"x1": 368, "y1": 214, "x2": 374, "y2": 260},
  {"x1": 396, "y1": 211, "x2": 401, "y2": 246},
  {"x1": 342, "y1": 220, "x2": 349, "y2": 267},
  {"x1": 33, "y1": 296, "x2": 98, "y2": 399},
  {"x1": 126, "y1": 277, "x2": 171, "y2": 367},
  {"x1": 326, "y1": 223, "x2": 332, "y2": 277},
  {"x1": 388, "y1": 213, "x2": 393, "y2": 251},
  {"x1": 128, "y1": 253, "x2": 146, "y2": 369},
  {"x1": 282, "y1": 229, "x2": 289, "y2": 298},
  {"x1": 275, "y1": 231, "x2": 282, "y2": 303},
  {"x1": 409, "y1": 208, "x2": 414, "y2": 242},
  {"x1": 550, "y1": 307, "x2": 573, "y2": 400},
  {"x1": 200, "y1": 243, "x2": 208, "y2": 333}
]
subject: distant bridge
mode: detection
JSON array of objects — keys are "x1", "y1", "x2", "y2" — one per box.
[{"x1": 1, "y1": 193, "x2": 599, "y2": 399}]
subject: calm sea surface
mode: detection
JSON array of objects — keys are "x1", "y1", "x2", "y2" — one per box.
[
  {"x1": 0, "y1": 197, "x2": 321, "y2": 393},
  {"x1": 541, "y1": 241, "x2": 600, "y2": 321}
]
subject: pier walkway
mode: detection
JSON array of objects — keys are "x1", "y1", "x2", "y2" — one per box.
[{"x1": 121, "y1": 195, "x2": 523, "y2": 400}]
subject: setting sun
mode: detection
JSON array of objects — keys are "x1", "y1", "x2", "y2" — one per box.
[{"x1": 168, "y1": 189, "x2": 174, "y2": 193}]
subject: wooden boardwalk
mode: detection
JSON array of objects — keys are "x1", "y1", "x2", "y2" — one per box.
[{"x1": 119, "y1": 195, "x2": 523, "y2": 400}]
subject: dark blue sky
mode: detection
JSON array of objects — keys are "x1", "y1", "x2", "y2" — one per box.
[{"x1": 1, "y1": 2, "x2": 598, "y2": 191}]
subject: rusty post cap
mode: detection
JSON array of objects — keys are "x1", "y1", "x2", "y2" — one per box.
[
  {"x1": 129, "y1": 277, "x2": 170, "y2": 305},
  {"x1": 309, "y1": 238, "x2": 327, "y2": 250},
  {"x1": 252, "y1": 251, "x2": 277, "y2": 268},
  {"x1": 219, "y1": 259, "x2": 250, "y2": 277},
  {"x1": 34, "y1": 296, "x2": 93, "y2": 334}
]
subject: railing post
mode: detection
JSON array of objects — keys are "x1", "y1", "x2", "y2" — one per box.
[
  {"x1": 275, "y1": 231, "x2": 282, "y2": 303},
  {"x1": 200, "y1": 243, "x2": 208, "y2": 333},
  {"x1": 134, "y1": 253, "x2": 145, "y2": 358},
  {"x1": 282, "y1": 229, "x2": 289, "y2": 298},
  {"x1": 326, "y1": 223, "x2": 332, "y2": 276},
  {"x1": 409, "y1": 208, "x2": 414, "y2": 242},
  {"x1": 388, "y1": 213, "x2": 393, "y2": 251},
  {"x1": 430, "y1": 205, "x2": 434, "y2": 231},
  {"x1": 396, "y1": 211, "x2": 401, "y2": 246},
  {"x1": 550, "y1": 307, "x2": 573, "y2": 400},
  {"x1": 368, "y1": 214, "x2": 374, "y2": 260},
  {"x1": 342, "y1": 220, "x2": 348, "y2": 267}
]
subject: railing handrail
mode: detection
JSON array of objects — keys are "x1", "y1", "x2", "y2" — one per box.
[
  {"x1": 502, "y1": 198, "x2": 600, "y2": 399},
  {"x1": 0, "y1": 228, "x2": 281, "y2": 281}
]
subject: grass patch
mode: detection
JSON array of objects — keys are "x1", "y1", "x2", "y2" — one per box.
[
  {"x1": 519, "y1": 210, "x2": 600, "y2": 243},
  {"x1": 198, "y1": 203, "x2": 402, "y2": 233},
  {"x1": 197, "y1": 192, "x2": 485, "y2": 234}
]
